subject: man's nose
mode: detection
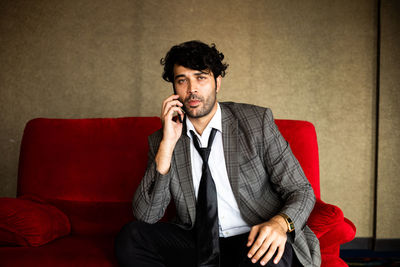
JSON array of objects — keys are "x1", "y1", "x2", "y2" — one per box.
[{"x1": 187, "y1": 79, "x2": 198, "y2": 93}]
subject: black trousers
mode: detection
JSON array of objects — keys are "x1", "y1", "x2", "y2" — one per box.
[{"x1": 114, "y1": 221, "x2": 299, "y2": 267}]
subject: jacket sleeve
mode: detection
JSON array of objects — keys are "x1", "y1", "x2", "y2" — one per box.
[
  {"x1": 132, "y1": 131, "x2": 173, "y2": 223},
  {"x1": 262, "y1": 108, "x2": 316, "y2": 240}
]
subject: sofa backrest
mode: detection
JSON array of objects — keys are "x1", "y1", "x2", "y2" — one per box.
[
  {"x1": 275, "y1": 120, "x2": 321, "y2": 198},
  {"x1": 17, "y1": 117, "x2": 320, "y2": 235},
  {"x1": 18, "y1": 117, "x2": 161, "y2": 202}
]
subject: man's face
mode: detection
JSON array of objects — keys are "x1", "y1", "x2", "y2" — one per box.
[{"x1": 173, "y1": 64, "x2": 221, "y2": 119}]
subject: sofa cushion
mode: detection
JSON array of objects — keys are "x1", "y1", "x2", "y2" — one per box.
[
  {"x1": 44, "y1": 198, "x2": 175, "y2": 236},
  {"x1": 47, "y1": 199, "x2": 134, "y2": 235},
  {"x1": 0, "y1": 195, "x2": 71, "y2": 246},
  {"x1": 0, "y1": 235, "x2": 117, "y2": 267}
]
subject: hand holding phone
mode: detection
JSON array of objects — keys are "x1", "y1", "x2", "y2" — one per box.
[
  {"x1": 160, "y1": 94, "x2": 185, "y2": 145},
  {"x1": 156, "y1": 95, "x2": 184, "y2": 174}
]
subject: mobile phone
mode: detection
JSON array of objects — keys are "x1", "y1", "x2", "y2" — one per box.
[
  {"x1": 173, "y1": 86, "x2": 185, "y2": 123},
  {"x1": 177, "y1": 102, "x2": 185, "y2": 123}
]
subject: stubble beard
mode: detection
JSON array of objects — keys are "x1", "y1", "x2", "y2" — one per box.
[{"x1": 183, "y1": 90, "x2": 217, "y2": 119}]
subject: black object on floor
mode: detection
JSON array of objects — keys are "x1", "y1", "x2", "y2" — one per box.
[{"x1": 340, "y1": 249, "x2": 400, "y2": 266}]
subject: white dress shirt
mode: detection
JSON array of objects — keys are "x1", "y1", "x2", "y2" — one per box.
[{"x1": 186, "y1": 103, "x2": 251, "y2": 237}]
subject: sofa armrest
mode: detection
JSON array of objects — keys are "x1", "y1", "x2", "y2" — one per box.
[
  {"x1": 307, "y1": 199, "x2": 345, "y2": 239},
  {"x1": 0, "y1": 195, "x2": 71, "y2": 247}
]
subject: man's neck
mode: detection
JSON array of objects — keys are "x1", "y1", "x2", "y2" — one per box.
[{"x1": 188, "y1": 102, "x2": 218, "y2": 136}]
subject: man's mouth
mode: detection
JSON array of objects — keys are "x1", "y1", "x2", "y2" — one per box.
[
  {"x1": 188, "y1": 99, "x2": 201, "y2": 106},
  {"x1": 186, "y1": 96, "x2": 202, "y2": 107}
]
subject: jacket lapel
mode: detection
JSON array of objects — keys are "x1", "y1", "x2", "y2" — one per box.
[
  {"x1": 173, "y1": 124, "x2": 197, "y2": 226},
  {"x1": 220, "y1": 104, "x2": 240, "y2": 200}
]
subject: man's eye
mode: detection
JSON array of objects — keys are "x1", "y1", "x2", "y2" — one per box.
[
  {"x1": 177, "y1": 79, "x2": 186, "y2": 84},
  {"x1": 198, "y1": 76, "x2": 206, "y2": 80}
]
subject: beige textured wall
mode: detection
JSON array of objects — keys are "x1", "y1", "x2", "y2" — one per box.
[
  {"x1": 0, "y1": 0, "x2": 387, "y2": 238},
  {"x1": 377, "y1": 0, "x2": 400, "y2": 239}
]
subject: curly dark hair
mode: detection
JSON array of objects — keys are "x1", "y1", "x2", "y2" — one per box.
[{"x1": 160, "y1": 40, "x2": 228, "y2": 83}]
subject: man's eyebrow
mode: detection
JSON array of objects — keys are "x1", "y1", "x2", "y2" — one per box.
[
  {"x1": 194, "y1": 71, "x2": 210, "y2": 76},
  {"x1": 174, "y1": 74, "x2": 186, "y2": 80},
  {"x1": 174, "y1": 71, "x2": 210, "y2": 80}
]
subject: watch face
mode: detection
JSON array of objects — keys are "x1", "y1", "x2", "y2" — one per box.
[
  {"x1": 288, "y1": 222, "x2": 295, "y2": 232},
  {"x1": 286, "y1": 216, "x2": 294, "y2": 231}
]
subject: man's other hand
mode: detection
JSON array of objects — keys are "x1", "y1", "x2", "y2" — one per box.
[{"x1": 246, "y1": 215, "x2": 288, "y2": 266}]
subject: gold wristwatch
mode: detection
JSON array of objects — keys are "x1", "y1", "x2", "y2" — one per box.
[{"x1": 279, "y1": 213, "x2": 295, "y2": 233}]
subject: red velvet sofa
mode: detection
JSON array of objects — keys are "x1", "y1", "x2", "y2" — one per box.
[{"x1": 0, "y1": 117, "x2": 356, "y2": 267}]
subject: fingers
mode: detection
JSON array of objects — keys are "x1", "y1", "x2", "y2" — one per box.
[
  {"x1": 272, "y1": 243, "x2": 285, "y2": 265},
  {"x1": 161, "y1": 95, "x2": 184, "y2": 123},
  {"x1": 258, "y1": 242, "x2": 277, "y2": 266},
  {"x1": 247, "y1": 226, "x2": 268, "y2": 260},
  {"x1": 163, "y1": 99, "x2": 183, "y2": 117},
  {"x1": 247, "y1": 223, "x2": 287, "y2": 266},
  {"x1": 162, "y1": 95, "x2": 182, "y2": 116},
  {"x1": 166, "y1": 106, "x2": 184, "y2": 120},
  {"x1": 162, "y1": 94, "x2": 180, "y2": 108},
  {"x1": 247, "y1": 226, "x2": 258, "y2": 247},
  {"x1": 250, "y1": 237, "x2": 284, "y2": 266},
  {"x1": 158, "y1": 94, "x2": 185, "y2": 145},
  {"x1": 248, "y1": 234, "x2": 271, "y2": 265}
]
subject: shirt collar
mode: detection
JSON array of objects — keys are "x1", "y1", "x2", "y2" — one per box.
[{"x1": 186, "y1": 103, "x2": 222, "y2": 138}]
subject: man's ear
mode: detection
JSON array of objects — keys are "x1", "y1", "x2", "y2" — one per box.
[{"x1": 216, "y1": 76, "x2": 222, "y2": 93}]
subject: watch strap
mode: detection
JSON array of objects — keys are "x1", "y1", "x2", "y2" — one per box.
[{"x1": 279, "y1": 213, "x2": 295, "y2": 233}]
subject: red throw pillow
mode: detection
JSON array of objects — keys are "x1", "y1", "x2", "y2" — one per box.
[{"x1": 0, "y1": 195, "x2": 71, "y2": 246}]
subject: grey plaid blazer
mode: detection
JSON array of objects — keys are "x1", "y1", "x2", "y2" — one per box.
[{"x1": 133, "y1": 102, "x2": 321, "y2": 267}]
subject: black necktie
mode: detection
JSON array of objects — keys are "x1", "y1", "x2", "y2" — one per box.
[{"x1": 190, "y1": 128, "x2": 220, "y2": 267}]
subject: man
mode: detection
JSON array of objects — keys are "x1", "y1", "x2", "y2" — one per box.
[{"x1": 115, "y1": 40, "x2": 321, "y2": 267}]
